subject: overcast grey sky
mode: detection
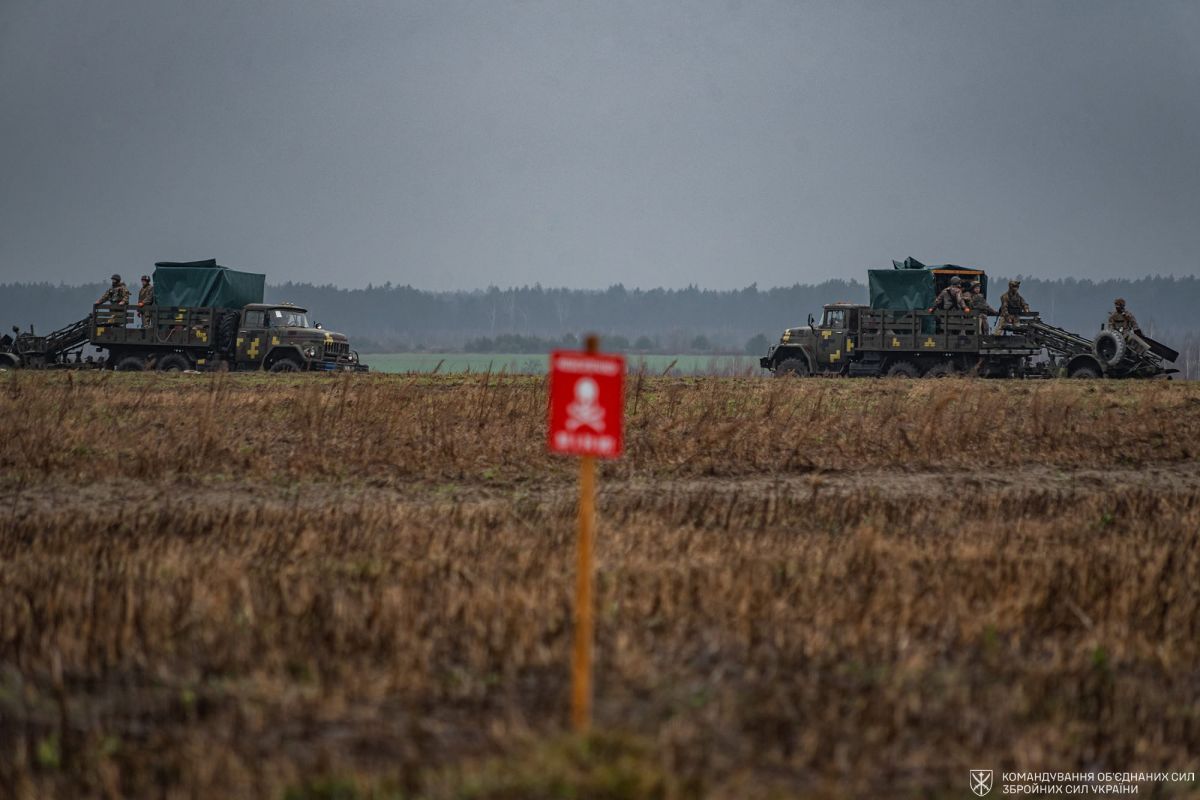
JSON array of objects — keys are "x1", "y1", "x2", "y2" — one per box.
[{"x1": 2, "y1": 1, "x2": 1198, "y2": 289}]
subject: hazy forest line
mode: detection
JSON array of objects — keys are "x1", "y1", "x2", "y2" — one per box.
[{"x1": 3, "y1": 274, "x2": 1198, "y2": 357}]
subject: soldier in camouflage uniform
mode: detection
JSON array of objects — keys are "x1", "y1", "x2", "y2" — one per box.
[
  {"x1": 97, "y1": 273, "x2": 130, "y2": 305},
  {"x1": 929, "y1": 275, "x2": 970, "y2": 313},
  {"x1": 1107, "y1": 298, "x2": 1138, "y2": 333},
  {"x1": 968, "y1": 282, "x2": 997, "y2": 334},
  {"x1": 992, "y1": 279, "x2": 1029, "y2": 334},
  {"x1": 137, "y1": 275, "x2": 155, "y2": 327}
]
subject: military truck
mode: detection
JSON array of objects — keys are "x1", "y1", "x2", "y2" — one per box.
[
  {"x1": 1, "y1": 260, "x2": 367, "y2": 372},
  {"x1": 760, "y1": 258, "x2": 1177, "y2": 379}
]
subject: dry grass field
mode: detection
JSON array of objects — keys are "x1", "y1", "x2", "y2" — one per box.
[{"x1": 2, "y1": 371, "x2": 1200, "y2": 799}]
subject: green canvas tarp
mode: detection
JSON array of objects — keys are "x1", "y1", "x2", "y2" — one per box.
[
  {"x1": 153, "y1": 259, "x2": 265, "y2": 309},
  {"x1": 870, "y1": 257, "x2": 986, "y2": 310},
  {"x1": 868, "y1": 269, "x2": 935, "y2": 310}
]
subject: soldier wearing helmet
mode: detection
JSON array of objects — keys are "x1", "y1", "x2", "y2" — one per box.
[
  {"x1": 1107, "y1": 298, "x2": 1138, "y2": 333},
  {"x1": 136, "y1": 275, "x2": 155, "y2": 327},
  {"x1": 929, "y1": 275, "x2": 970, "y2": 313},
  {"x1": 97, "y1": 273, "x2": 130, "y2": 305},
  {"x1": 967, "y1": 281, "x2": 996, "y2": 334},
  {"x1": 993, "y1": 279, "x2": 1030, "y2": 334}
]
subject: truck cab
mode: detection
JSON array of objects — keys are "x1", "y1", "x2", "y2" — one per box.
[
  {"x1": 235, "y1": 304, "x2": 363, "y2": 372},
  {"x1": 762, "y1": 303, "x2": 865, "y2": 376}
]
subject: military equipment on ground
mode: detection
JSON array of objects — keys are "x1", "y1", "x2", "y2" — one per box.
[
  {"x1": 760, "y1": 258, "x2": 1177, "y2": 379},
  {"x1": 0, "y1": 317, "x2": 94, "y2": 370},
  {"x1": 1, "y1": 260, "x2": 367, "y2": 372},
  {"x1": 1014, "y1": 315, "x2": 1179, "y2": 379}
]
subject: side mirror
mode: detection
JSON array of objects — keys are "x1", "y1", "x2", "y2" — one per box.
[
  {"x1": 807, "y1": 313, "x2": 816, "y2": 331},
  {"x1": 315, "y1": 322, "x2": 323, "y2": 330}
]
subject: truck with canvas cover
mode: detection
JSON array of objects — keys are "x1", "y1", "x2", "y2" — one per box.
[
  {"x1": 759, "y1": 257, "x2": 1177, "y2": 379},
  {"x1": 3, "y1": 260, "x2": 367, "y2": 372}
]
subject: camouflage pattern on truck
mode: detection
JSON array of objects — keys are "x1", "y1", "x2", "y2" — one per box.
[
  {"x1": 93, "y1": 302, "x2": 366, "y2": 372},
  {"x1": 761, "y1": 303, "x2": 1041, "y2": 378}
]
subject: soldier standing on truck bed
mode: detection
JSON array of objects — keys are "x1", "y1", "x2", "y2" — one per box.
[
  {"x1": 1107, "y1": 298, "x2": 1139, "y2": 333},
  {"x1": 929, "y1": 275, "x2": 970, "y2": 313},
  {"x1": 993, "y1": 280, "x2": 1029, "y2": 334},
  {"x1": 968, "y1": 282, "x2": 997, "y2": 334},
  {"x1": 137, "y1": 275, "x2": 154, "y2": 327},
  {"x1": 97, "y1": 274, "x2": 129, "y2": 305}
]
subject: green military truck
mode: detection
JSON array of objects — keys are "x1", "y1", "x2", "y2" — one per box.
[
  {"x1": 1, "y1": 260, "x2": 367, "y2": 373},
  {"x1": 760, "y1": 259, "x2": 1178, "y2": 379}
]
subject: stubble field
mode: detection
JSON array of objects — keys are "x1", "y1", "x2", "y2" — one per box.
[{"x1": 1, "y1": 371, "x2": 1199, "y2": 799}]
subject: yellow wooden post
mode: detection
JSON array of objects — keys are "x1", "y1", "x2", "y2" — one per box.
[
  {"x1": 571, "y1": 334, "x2": 599, "y2": 732},
  {"x1": 572, "y1": 452, "x2": 596, "y2": 731}
]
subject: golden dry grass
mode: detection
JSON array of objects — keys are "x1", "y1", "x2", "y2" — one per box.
[{"x1": 1, "y1": 372, "x2": 1199, "y2": 799}]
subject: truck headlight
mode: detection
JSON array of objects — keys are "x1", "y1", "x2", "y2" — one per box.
[{"x1": 303, "y1": 345, "x2": 317, "y2": 358}]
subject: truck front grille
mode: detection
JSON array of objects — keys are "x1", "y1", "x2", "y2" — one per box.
[{"x1": 323, "y1": 342, "x2": 350, "y2": 360}]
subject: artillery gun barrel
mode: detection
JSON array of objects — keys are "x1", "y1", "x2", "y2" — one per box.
[{"x1": 1019, "y1": 317, "x2": 1095, "y2": 357}]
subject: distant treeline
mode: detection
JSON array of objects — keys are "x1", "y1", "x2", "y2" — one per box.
[{"x1": 2, "y1": 275, "x2": 1197, "y2": 356}]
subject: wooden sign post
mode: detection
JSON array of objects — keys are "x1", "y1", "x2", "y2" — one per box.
[{"x1": 548, "y1": 335, "x2": 625, "y2": 732}]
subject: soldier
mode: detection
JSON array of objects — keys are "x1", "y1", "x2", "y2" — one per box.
[
  {"x1": 137, "y1": 275, "x2": 155, "y2": 327},
  {"x1": 993, "y1": 279, "x2": 1029, "y2": 334},
  {"x1": 1107, "y1": 298, "x2": 1138, "y2": 333},
  {"x1": 97, "y1": 273, "x2": 129, "y2": 305},
  {"x1": 968, "y1": 282, "x2": 997, "y2": 334},
  {"x1": 929, "y1": 275, "x2": 970, "y2": 313}
]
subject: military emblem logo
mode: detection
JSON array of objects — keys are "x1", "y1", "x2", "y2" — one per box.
[{"x1": 971, "y1": 769, "x2": 993, "y2": 796}]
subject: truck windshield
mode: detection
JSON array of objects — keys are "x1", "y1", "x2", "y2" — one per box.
[
  {"x1": 267, "y1": 309, "x2": 309, "y2": 328},
  {"x1": 823, "y1": 309, "x2": 846, "y2": 328}
]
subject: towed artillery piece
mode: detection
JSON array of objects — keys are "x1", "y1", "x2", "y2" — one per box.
[
  {"x1": 0, "y1": 317, "x2": 94, "y2": 370},
  {"x1": 1, "y1": 260, "x2": 368, "y2": 373},
  {"x1": 760, "y1": 259, "x2": 1177, "y2": 379},
  {"x1": 1010, "y1": 315, "x2": 1179, "y2": 379}
]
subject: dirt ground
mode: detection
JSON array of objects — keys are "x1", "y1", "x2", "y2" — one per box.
[{"x1": 2, "y1": 373, "x2": 1199, "y2": 798}]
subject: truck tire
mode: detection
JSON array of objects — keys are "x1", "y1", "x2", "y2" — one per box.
[
  {"x1": 1068, "y1": 363, "x2": 1100, "y2": 379},
  {"x1": 923, "y1": 362, "x2": 955, "y2": 378},
  {"x1": 0, "y1": 354, "x2": 18, "y2": 370},
  {"x1": 218, "y1": 311, "x2": 240, "y2": 354},
  {"x1": 885, "y1": 360, "x2": 920, "y2": 378},
  {"x1": 157, "y1": 353, "x2": 190, "y2": 372},
  {"x1": 269, "y1": 357, "x2": 301, "y2": 373},
  {"x1": 1094, "y1": 330, "x2": 1126, "y2": 367},
  {"x1": 114, "y1": 355, "x2": 145, "y2": 372},
  {"x1": 774, "y1": 357, "x2": 808, "y2": 377}
]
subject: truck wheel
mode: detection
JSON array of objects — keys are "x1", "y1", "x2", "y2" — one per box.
[
  {"x1": 1093, "y1": 330, "x2": 1126, "y2": 367},
  {"x1": 114, "y1": 356, "x2": 145, "y2": 372},
  {"x1": 218, "y1": 311, "x2": 240, "y2": 354},
  {"x1": 885, "y1": 360, "x2": 920, "y2": 378},
  {"x1": 774, "y1": 358, "x2": 808, "y2": 377},
  {"x1": 269, "y1": 357, "x2": 301, "y2": 373},
  {"x1": 157, "y1": 353, "x2": 190, "y2": 372},
  {"x1": 0, "y1": 354, "x2": 18, "y2": 370},
  {"x1": 1068, "y1": 364, "x2": 1100, "y2": 379},
  {"x1": 923, "y1": 362, "x2": 955, "y2": 378}
]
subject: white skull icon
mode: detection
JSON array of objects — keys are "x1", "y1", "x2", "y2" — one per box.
[{"x1": 565, "y1": 376, "x2": 605, "y2": 433}]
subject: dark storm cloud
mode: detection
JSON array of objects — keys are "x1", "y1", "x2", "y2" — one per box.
[{"x1": 1, "y1": 0, "x2": 1198, "y2": 289}]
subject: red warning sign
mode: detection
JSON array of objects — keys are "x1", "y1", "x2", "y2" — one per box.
[{"x1": 548, "y1": 350, "x2": 625, "y2": 459}]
